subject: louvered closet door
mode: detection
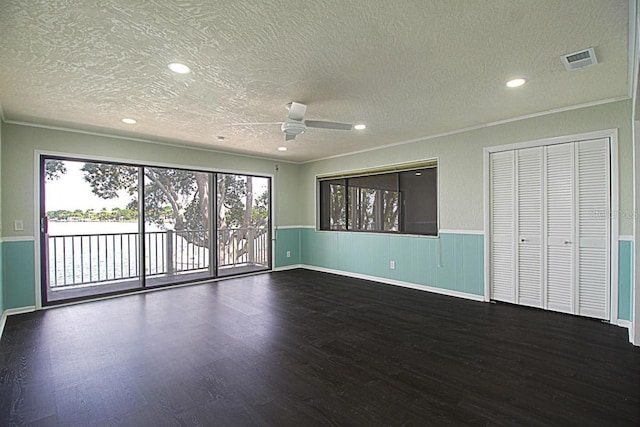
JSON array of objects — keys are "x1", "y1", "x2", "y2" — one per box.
[
  {"x1": 517, "y1": 147, "x2": 543, "y2": 308},
  {"x1": 576, "y1": 139, "x2": 610, "y2": 319},
  {"x1": 545, "y1": 144, "x2": 575, "y2": 314},
  {"x1": 490, "y1": 151, "x2": 515, "y2": 303}
]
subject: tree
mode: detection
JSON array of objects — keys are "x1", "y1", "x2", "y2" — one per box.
[
  {"x1": 46, "y1": 160, "x2": 269, "y2": 263},
  {"x1": 79, "y1": 163, "x2": 268, "y2": 262},
  {"x1": 79, "y1": 164, "x2": 210, "y2": 242},
  {"x1": 216, "y1": 174, "x2": 269, "y2": 261},
  {"x1": 45, "y1": 159, "x2": 67, "y2": 180},
  {"x1": 329, "y1": 182, "x2": 347, "y2": 229}
]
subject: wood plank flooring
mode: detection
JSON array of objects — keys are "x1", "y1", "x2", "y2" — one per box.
[{"x1": 1, "y1": 269, "x2": 639, "y2": 426}]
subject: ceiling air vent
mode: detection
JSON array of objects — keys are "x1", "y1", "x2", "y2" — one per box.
[{"x1": 561, "y1": 47, "x2": 597, "y2": 71}]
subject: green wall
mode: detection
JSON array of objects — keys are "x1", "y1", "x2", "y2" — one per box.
[
  {"x1": 0, "y1": 241, "x2": 4, "y2": 313},
  {"x1": 0, "y1": 117, "x2": 3, "y2": 314},
  {"x1": 292, "y1": 99, "x2": 634, "y2": 319},
  {"x1": 1, "y1": 123, "x2": 301, "y2": 308},
  {"x1": 2, "y1": 240, "x2": 34, "y2": 309},
  {"x1": 300, "y1": 229, "x2": 484, "y2": 296},
  {"x1": 274, "y1": 227, "x2": 301, "y2": 268},
  {"x1": 0, "y1": 100, "x2": 636, "y2": 319},
  {"x1": 276, "y1": 229, "x2": 632, "y2": 317},
  {"x1": 0, "y1": 242, "x2": 6, "y2": 314},
  {"x1": 2, "y1": 124, "x2": 301, "y2": 239},
  {"x1": 297, "y1": 100, "x2": 634, "y2": 235},
  {"x1": 619, "y1": 240, "x2": 634, "y2": 321}
]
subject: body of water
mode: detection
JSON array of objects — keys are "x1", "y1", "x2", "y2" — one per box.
[
  {"x1": 47, "y1": 221, "x2": 209, "y2": 288},
  {"x1": 45, "y1": 221, "x2": 268, "y2": 289},
  {"x1": 48, "y1": 220, "x2": 161, "y2": 235}
]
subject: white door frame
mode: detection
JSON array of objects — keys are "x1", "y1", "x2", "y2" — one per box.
[
  {"x1": 483, "y1": 129, "x2": 620, "y2": 323},
  {"x1": 633, "y1": 120, "x2": 640, "y2": 345}
]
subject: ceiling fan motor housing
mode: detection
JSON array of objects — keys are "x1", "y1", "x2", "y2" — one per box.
[{"x1": 281, "y1": 119, "x2": 306, "y2": 135}]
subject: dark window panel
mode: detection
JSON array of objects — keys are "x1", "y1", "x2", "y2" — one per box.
[
  {"x1": 319, "y1": 166, "x2": 437, "y2": 236},
  {"x1": 320, "y1": 179, "x2": 347, "y2": 230},
  {"x1": 400, "y1": 168, "x2": 437, "y2": 235}
]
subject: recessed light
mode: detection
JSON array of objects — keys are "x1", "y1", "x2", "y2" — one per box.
[
  {"x1": 217, "y1": 136, "x2": 225, "y2": 142},
  {"x1": 354, "y1": 124, "x2": 366, "y2": 130},
  {"x1": 415, "y1": 172, "x2": 422, "y2": 176},
  {"x1": 121, "y1": 118, "x2": 137, "y2": 124},
  {"x1": 506, "y1": 78, "x2": 526, "y2": 88},
  {"x1": 168, "y1": 62, "x2": 191, "y2": 74},
  {"x1": 278, "y1": 146, "x2": 287, "y2": 151}
]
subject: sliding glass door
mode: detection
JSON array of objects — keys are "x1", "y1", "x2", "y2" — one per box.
[
  {"x1": 40, "y1": 156, "x2": 271, "y2": 305},
  {"x1": 217, "y1": 174, "x2": 271, "y2": 277},
  {"x1": 143, "y1": 167, "x2": 213, "y2": 287},
  {"x1": 42, "y1": 159, "x2": 143, "y2": 302}
]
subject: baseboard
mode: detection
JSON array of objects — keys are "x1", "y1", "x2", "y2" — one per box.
[
  {"x1": 273, "y1": 264, "x2": 304, "y2": 271},
  {"x1": 618, "y1": 319, "x2": 632, "y2": 329},
  {"x1": 5, "y1": 306, "x2": 37, "y2": 316},
  {"x1": 297, "y1": 265, "x2": 486, "y2": 302},
  {"x1": 613, "y1": 320, "x2": 635, "y2": 345},
  {"x1": 0, "y1": 311, "x2": 6, "y2": 343},
  {"x1": 0, "y1": 306, "x2": 36, "y2": 343}
]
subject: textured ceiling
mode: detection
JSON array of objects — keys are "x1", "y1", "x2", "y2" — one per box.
[{"x1": 0, "y1": 0, "x2": 632, "y2": 162}]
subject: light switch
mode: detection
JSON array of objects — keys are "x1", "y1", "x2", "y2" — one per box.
[{"x1": 14, "y1": 220, "x2": 24, "y2": 231}]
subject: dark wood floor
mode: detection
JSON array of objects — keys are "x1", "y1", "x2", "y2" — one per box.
[{"x1": 1, "y1": 269, "x2": 639, "y2": 426}]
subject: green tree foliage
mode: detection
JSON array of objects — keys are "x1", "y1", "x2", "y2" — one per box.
[
  {"x1": 46, "y1": 160, "x2": 269, "y2": 261},
  {"x1": 76, "y1": 164, "x2": 209, "y2": 232},
  {"x1": 81, "y1": 163, "x2": 138, "y2": 199},
  {"x1": 216, "y1": 174, "x2": 269, "y2": 259},
  {"x1": 46, "y1": 208, "x2": 138, "y2": 221},
  {"x1": 45, "y1": 159, "x2": 67, "y2": 180},
  {"x1": 217, "y1": 174, "x2": 247, "y2": 228}
]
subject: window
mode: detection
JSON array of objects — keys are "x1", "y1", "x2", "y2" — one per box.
[
  {"x1": 348, "y1": 174, "x2": 400, "y2": 232},
  {"x1": 320, "y1": 179, "x2": 346, "y2": 230},
  {"x1": 41, "y1": 156, "x2": 271, "y2": 305},
  {"x1": 318, "y1": 164, "x2": 438, "y2": 236}
]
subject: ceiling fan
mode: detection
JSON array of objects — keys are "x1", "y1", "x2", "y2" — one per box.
[{"x1": 233, "y1": 102, "x2": 353, "y2": 141}]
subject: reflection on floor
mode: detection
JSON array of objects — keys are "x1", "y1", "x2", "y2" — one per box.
[{"x1": 46, "y1": 264, "x2": 269, "y2": 302}]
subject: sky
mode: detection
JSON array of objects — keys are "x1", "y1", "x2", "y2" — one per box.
[
  {"x1": 45, "y1": 160, "x2": 270, "y2": 212},
  {"x1": 45, "y1": 161, "x2": 132, "y2": 211}
]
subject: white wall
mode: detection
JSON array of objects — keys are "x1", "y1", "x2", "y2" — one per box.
[
  {"x1": 1, "y1": 100, "x2": 636, "y2": 342},
  {"x1": 1, "y1": 123, "x2": 302, "y2": 238},
  {"x1": 298, "y1": 100, "x2": 634, "y2": 235}
]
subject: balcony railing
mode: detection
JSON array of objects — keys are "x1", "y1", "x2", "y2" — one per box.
[{"x1": 47, "y1": 227, "x2": 269, "y2": 288}]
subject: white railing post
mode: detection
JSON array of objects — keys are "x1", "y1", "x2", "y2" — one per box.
[
  {"x1": 248, "y1": 227, "x2": 255, "y2": 265},
  {"x1": 49, "y1": 228, "x2": 216, "y2": 288},
  {"x1": 166, "y1": 229, "x2": 174, "y2": 274}
]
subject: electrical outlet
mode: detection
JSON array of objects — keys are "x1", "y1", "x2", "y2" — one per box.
[
  {"x1": 14, "y1": 220, "x2": 24, "y2": 231},
  {"x1": 286, "y1": 251, "x2": 291, "y2": 258},
  {"x1": 390, "y1": 260, "x2": 396, "y2": 270}
]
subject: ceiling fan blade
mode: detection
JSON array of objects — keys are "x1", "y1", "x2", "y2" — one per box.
[
  {"x1": 285, "y1": 133, "x2": 296, "y2": 141},
  {"x1": 287, "y1": 102, "x2": 307, "y2": 121},
  {"x1": 305, "y1": 120, "x2": 353, "y2": 131},
  {"x1": 231, "y1": 122, "x2": 283, "y2": 126}
]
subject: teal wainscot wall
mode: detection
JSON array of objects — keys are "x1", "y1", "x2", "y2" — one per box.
[{"x1": 2, "y1": 239, "x2": 36, "y2": 309}]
